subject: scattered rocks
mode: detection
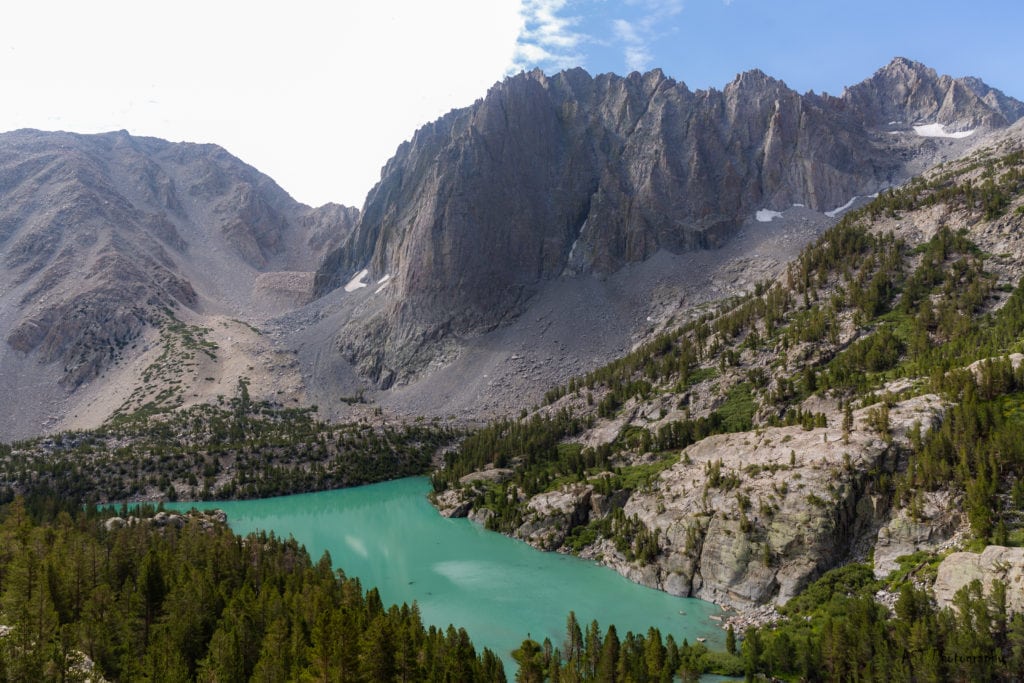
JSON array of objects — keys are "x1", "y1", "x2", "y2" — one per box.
[
  {"x1": 874, "y1": 588, "x2": 900, "y2": 615},
  {"x1": 721, "y1": 604, "x2": 783, "y2": 633},
  {"x1": 101, "y1": 508, "x2": 227, "y2": 532}
]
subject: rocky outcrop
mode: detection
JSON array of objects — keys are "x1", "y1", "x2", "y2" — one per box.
[
  {"x1": 102, "y1": 508, "x2": 227, "y2": 532},
  {"x1": 435, "y1": 467, "x2": 517, "y2": 518},
  {"x1": 873, "y1": 491, "x2": 964, "y2": 578},
  {"x1": 934, "y1": 546, "x2": 1024, "y2": 615},
  {"x1": 315, "y1": 59, "x2": 1022, "y2": 388},
  {"x1": 519, "y1": 484, "x2": 594, "y2": 549},
  {"x1": 435, "y1": 489, "x2": 474, "y2": 518},
  {"x1": 611, "y1": 421, "x2": 894, "y2": 608},
  {"x1": 445, "y1": 394, "x2": 946, "y2": 610}
]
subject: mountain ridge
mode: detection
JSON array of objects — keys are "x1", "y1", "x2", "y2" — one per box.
[
  {"x1": 314, "y1": 57, "x2": 1022, "y2": 390},
  {"x1": 1, "y1": 58, "x2": 1021, "y2": 440},
  {"x1": 0, "y1": 128, "x2": 357, "y2": 438}
]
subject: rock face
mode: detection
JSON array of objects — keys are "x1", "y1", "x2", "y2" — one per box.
[
  {"x1": 520, "y1": 484, "x2": 595, "y2": 549},
  {"x1": 935, "y1": 546, "x2": 1024, "y2": 615},
  {"x1": 873, "y1": 490, "x2": 964, "y2": 579},
  {"x1": 442, "y1": 394, "x2": 946, "y2": 610},
  {"x1": 606, "y1": 420, "x2": 890, "y2": 608},
  {"x1": 314, "y1": 59, "x2": 1023, "y2": 387},
  {"x1": 0, "y1": 129, "x2": 355, "y2": 418}
]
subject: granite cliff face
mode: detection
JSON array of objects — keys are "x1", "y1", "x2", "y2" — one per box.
[
  {"x1": 437, "y1": 395, "x2": 946, "y2": 610},
  {"x1": 430, "y1": 124, "x2": 1024, "y2": 613},
  {"x1": 315, "y1": 58, "x2": 1022, "y2": 388}
]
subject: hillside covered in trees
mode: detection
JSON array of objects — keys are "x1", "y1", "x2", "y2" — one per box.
[
  {"x1": 431, "y1": 136, "x2": 1024, "y2": 677},
  {"x1": 4, "y1": 131, "x2": 1024, "y2": 681},
  {"x1": 0, "y1": 382, "x2": 458, "y2": 506},
  {"x1": 0, "y1": 498, "x2": 506, "y2": 681}
]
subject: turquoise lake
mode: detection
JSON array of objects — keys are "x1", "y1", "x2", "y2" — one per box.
[{"x1": 171, "y1": 477, "x2": 723, "y2": 667}]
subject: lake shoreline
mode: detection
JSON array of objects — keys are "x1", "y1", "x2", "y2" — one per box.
[{"x1": 167, "y1": 476, "x2": 727, "y2": 668}]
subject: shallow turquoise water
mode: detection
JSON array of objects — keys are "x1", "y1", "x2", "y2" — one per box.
[{"x1": 170, "y1": 477, "x2": 723, "y2": 666}]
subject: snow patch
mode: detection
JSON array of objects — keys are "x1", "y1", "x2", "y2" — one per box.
[
  {"x1": 567, "y1": 238, "x2": 580, "y2": 262},
  {"x1": 825, "y1": 197, "x2": 858, "y2": 218},
  {"x1": 913, "y1": 123, "x2": 975, "y2": 139},
  {"x1": 344, "y1": 268, "x2": 369, "y2": 292},
  {"x1": 756, "y1": 209, "x2": 783, "y2": 222},
  {"x1": 792, "y1": 203, "x2": 805, "y2": 208},
  {"x1": 374, "y1": 274, "x2": 392, "y2": 294}
]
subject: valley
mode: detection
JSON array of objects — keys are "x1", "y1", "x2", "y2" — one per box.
[{"x1": 3, "y1": 58, "x2": 1024, "y2": 680}]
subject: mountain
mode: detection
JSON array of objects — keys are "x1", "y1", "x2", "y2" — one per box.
[
  {"x1": 843, "y1": 56, "x2": 1024, "y2": 129},
  {"x1": 1, "y1": 59, "x2": 1021, "y2": 441},
  {"x1": 3, "y1": 61, "x2": 1024, "y2": 682},
  {"x1": 432, "y1": 119, "x2": 1024, "y2": 610},
  {"x1": 0, "y1": 129, "x2": 356, "y2": 438},
  {"x1": 313, "y1": 58, "x2": 1023, "y2": 391}
]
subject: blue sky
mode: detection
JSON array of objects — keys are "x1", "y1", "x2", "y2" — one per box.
[
  {"x1": 514, "y1": 0, "x2": 1024, "y2": 98},
  {"x1": 1, "y1": 1, "x2": 1020, "y2": 207}
]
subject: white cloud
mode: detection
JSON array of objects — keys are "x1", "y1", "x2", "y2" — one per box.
[
  {"x1": 512, "y1": 0, "x2": 588, "y2": 72},
  {"x1": 613, "y1": 0, "x2": 683, "y2": 73},
  {"x1": 613, "y1": 19, "x2": 642, "y2": 45},
  {"x1": 0, "y1": 0, "x2": 523, "y2": 208},
  {"x1": 624, "y1": 46, "x2": 653, "y2": 72}
]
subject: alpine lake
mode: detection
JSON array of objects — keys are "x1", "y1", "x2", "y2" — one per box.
[{"x1": 170, "y1": 477, "x2": 724, "y2": 670}]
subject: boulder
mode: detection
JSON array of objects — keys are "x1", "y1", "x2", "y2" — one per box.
[{"x1": 934, "y1": 546, "x2": 1024, "y2": 614}]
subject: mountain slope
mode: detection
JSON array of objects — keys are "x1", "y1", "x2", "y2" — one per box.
[
  {"x1": 0, "y1": 129, "x2": 356, "y2": 438},
  {"x1": 431, "y1": 122, "x2": 1024, "y2": 609},
  {"x1": 313, "y1": 58, "x2": 1023, "y2": 390},
  {"x1": 2, "y1": 59, "x2": 1021, "y2": 441}
]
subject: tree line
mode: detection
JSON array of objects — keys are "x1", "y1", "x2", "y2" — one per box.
[{"x1": 0, "y1": 497, "x2": 505, "y2": 681}]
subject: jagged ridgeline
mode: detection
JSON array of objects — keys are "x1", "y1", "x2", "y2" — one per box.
[
  {"x1": 3, "y1": 59, "x2": 1023, "y2": 441},
  {"x1": 0, "y1": 382, "x2": 460, "y2": 505}
]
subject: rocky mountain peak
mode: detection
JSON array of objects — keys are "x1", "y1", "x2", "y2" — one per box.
[
  {"x1": 843, "y1": 56, "x2": 1021, "y2": 130},
  {"x1": 726, "y1": 68, "x2": 779, "y2": 90},
  {"x1": 3, "y1": 60, "x2": 1022, "y2": 439},
  {"x1": 313, "y1": 60, "x2": 1022, "y2": 390}
]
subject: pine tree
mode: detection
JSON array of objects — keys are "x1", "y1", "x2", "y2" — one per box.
[{"x1": 596, "y1": 624, "x2": 620, "y2": 682}]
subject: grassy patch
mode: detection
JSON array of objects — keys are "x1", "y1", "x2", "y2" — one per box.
[
  {"x1": 716, "y1": 382, "x2": 756, "y2": 432},
  {"x1": 604, "y1": 455, "x2": 679, "y2": 491},
  {"x1": 686, "y1": 366, "x2": 720, "y2": 386},
  {"x1": 885, "y1": 550, "x2": 947, "y2": 588}
]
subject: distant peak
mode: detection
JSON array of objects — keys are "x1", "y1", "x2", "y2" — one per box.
[
  {"x1": 725, "y1": 68, "x2": 787, "y2": 95},
  {"x1": 886, "y1": 56, "x2": 922, "y2": 70},
  {"x1": 877, "y1": 56, "x2": 935, "y2": 79},
  {"x1": 734, "y1": 68, "x2": 769, "y2": 82}
]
